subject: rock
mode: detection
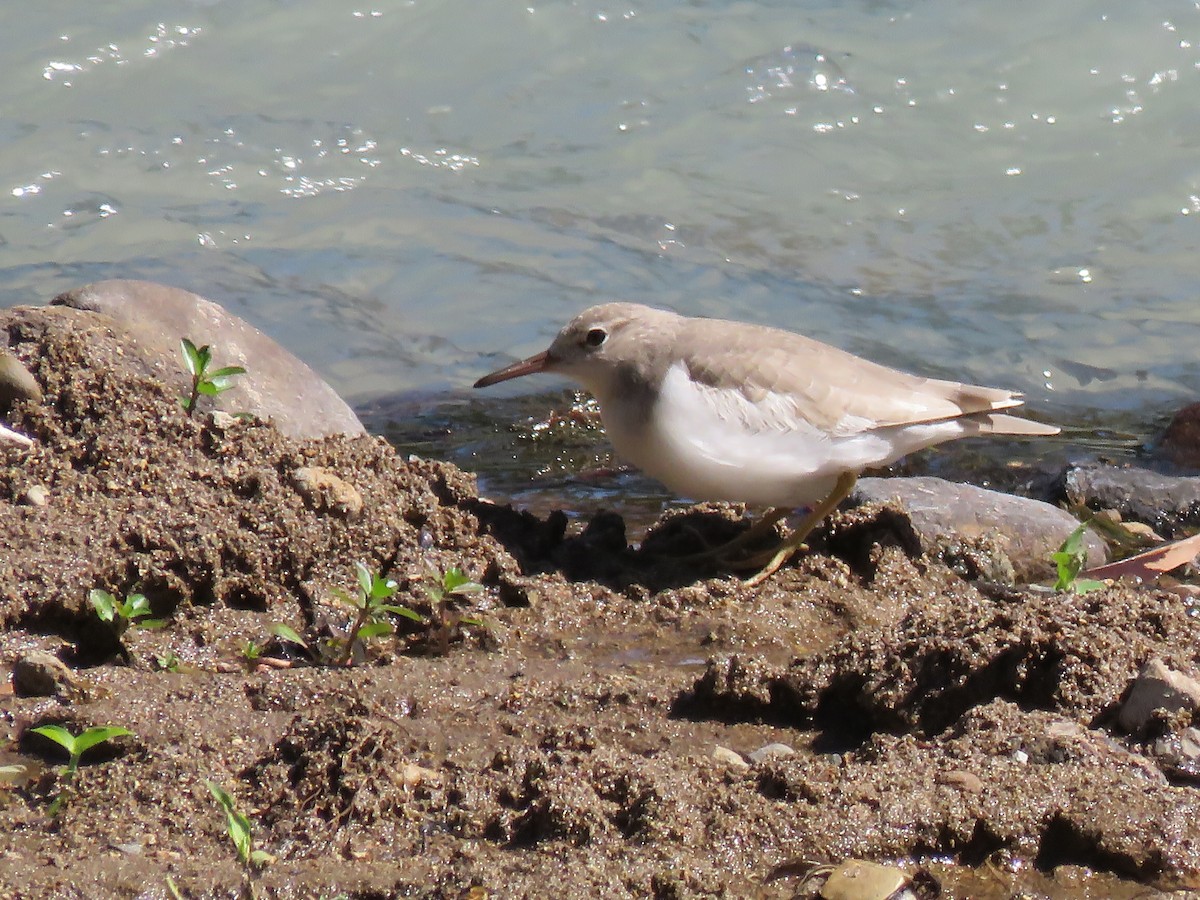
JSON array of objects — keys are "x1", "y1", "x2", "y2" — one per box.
[
  {"x1": 52, "y1": 279, "x2": 364, "y2": 439},
  {"x1": 21, "y1": 485, "x2": 49, "y2": 507},
  {"x1": 290, "y1": 466, "x2": 364, "y2": 518},
  {"x1": 818, "y1": 859, "x2": 919, "y2": 900},
  {"x1": 850, "y1": 476, "x2": 1106, "y2": 582},
  {"x1": 1152, "y1": 727, "x2": 1200, "y2": 781},
  {"x1": 711, "y1": 745, "x2": 750, "y2": 770},
  {"x1": 748, "y1": 742, "x2": 796, "y2": 764},
  {"x1": 1118, "y1": 659, "x2": 1200, "y2": 734},
  {"x1": 0, "y1": 349, "x2": 41, "y2": 413},
  {"x1": 1057, "y1": 462, "x2": 1200, "y2": 539},
  {"x1": 1160, "y1": 402, "x2": 1200, "y2": 469},
  {"x1": 12, "y1": 651, "x2": 75, "y2": 697}
]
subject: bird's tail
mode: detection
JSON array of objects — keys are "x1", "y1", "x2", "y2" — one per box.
[{"x1": 970, "y1": 411, "x2": 1060, "y2": 436}]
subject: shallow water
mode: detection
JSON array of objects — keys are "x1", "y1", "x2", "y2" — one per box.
[{"x1": 3, "y1": 1, "x2": 1199, "y2": 501}]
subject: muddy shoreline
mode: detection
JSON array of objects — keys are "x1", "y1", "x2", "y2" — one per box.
[{"x1": 2, "y1": 297, "x2": 1199, "y2": 898}]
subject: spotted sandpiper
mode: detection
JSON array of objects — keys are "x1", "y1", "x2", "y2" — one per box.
[{"x1": 474, "y1": 302, "x2": 1059, "y2": 583}]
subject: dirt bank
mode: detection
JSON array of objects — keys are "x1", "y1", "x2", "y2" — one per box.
[{"x1": 1, "y1": 305, "x2": 1197, "y2": 898}]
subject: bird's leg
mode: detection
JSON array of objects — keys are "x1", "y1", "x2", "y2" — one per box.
[
  {"x1": 661, "y1": 506, "x2": 791, "y2": 564},
  {"x1": 739, "y1": 471, "x2": 858, "y2": 587}
]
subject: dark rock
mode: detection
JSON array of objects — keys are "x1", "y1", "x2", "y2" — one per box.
[
  {"x1": 1057, "y1": 462, "x2": 1200, "y2": 538},
  {"x1": 1160, "y1": 402, "x2": 1200, "y2": 469},
  {"x1": 52, "y1": 279, "x2": 364, "y2": 439},
  {"x1": 850, "y1": 476, "x2": 1105, "y2": 582},
  {"x1": 1117, "y1": 659, "x2": 1200, "y2": 735}
]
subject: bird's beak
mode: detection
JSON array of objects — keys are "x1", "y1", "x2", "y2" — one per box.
[{"x1": 473, "y1": 349, "x2": 552, "y2": 388}]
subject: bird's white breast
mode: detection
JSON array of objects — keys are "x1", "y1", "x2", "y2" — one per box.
[{"x1": 599, "y1": 362, "x2": 971, "y2": 508}]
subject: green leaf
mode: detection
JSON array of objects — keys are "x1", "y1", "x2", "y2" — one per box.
[
  {"x1": 354, "y1": 561, "x2": 374, "y2": 598},
  {"x1": 249, "y1": 848, "x2": 275, "y2": 867},
  {"x1": 356, "y1": 621, "x2": 393, "y2": 640},
  {"x1": 207, "y1": 365, "x2": 246, "y2": 379},
  {"x1": 134, "y1": 618, "x2": 169, "y2": 631},
  {"x1": 72, "y1": 726, "x2": 132, "y2": 755},
  {"x1": 30, "y1": 724, "x2": 77, "y2": 755},
  {"x1": 270, "y1": 622, "x2": 309, "y2": 649},
  {"x1": 124, "y1": 593, "x2": 152, "y2": 619},
  {"x1": 369, "y1": 576, "x2": 397, "y2": 601},
  {"x1": 89, "y1": 589, "x2": 117, "y2": 622},
  {"x1": 180, "y1": 339, "x2": 204, "y2": 376},
  {"x1": 1052, "y1": 521, "x2": 1093, "y2": 592},
  {"x1": 442, "y1": 568, "x2": 472, "y2": 592},
  {"x1": 207, "y1": 780, "x2": 252, "y2": 865},
  {"x1": 377, "y1": 603, "x2": 425, "y2": 623},
  {"x1": 1073, "y1": 578, "x2": 1106, "y2": 595},
  {"x1": 196, "y1": 380, "x2": 221, "y2": 397},
  {"x1": 206, "y1": 374, "x2": 240, "y2": 393}
]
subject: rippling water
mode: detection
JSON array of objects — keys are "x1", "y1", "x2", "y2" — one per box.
[{"x1": 3, "y1": 1, "x2": 1199, "y2": 500}]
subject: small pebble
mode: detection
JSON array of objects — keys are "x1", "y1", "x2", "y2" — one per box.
[
  {"x1": 748, "y1": 742, "x2": 796, "y2": 764},
  {"x1": 712, "y1": 745, "x2": 750, "y2": 770},
  {"x1": 21, "y1": 485, "x2": 49, "y2": 507}
]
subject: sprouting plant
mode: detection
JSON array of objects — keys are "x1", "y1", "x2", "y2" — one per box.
[
  {"x1": 206, "y1": 780, "x2": 274, "y2": 898},
  {"x1": 332, "y1": 562, "x2": 423, "y2": 666},
  {"x1": 30, "y1": 724, "x2": 132, "y2": 815},
  {"x1": 241, "y1": 640, "x2": 262, "y2": 664},
  {"x1": 180, "y1": 338, "x2": 246, "y2": 417},
  {"x1": 424, "y1": 566, "x2": 485, "y2": 654},
  {"x1": 89, "y1": 588, "x2": 166, "y2": 640},
  {"x1": 1052, "y1": 521, "x2": 1105, "y2": 595},
  {"x1": 156, "y1": 650, "x2": 182, "y2": 673}
]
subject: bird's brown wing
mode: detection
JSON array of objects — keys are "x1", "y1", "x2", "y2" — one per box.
[{"x1": 678, "y1": 316, "x2": 1023, "y2": 437}]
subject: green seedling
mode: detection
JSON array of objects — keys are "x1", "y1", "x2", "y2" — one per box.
[
  {"x1": 31, "y1": 724, "x2": 132, "y2": 815},
  {"x1": 1052, "y1": 521, "x2": 1105, "y2": 595},
  {"x1": 180, "y1": 338, "x2": 246, "y2": 417},
  {"x1": 424, "y1": 566, "x2": 485, "y2": 654},
  {"x1": 89, "y1": 588, "x2": 166, "y2": 634},
  {"x1": 206, "y1": 780, "x2": 274, "y2": 898},
  {"x1": 156, "y1": 650, "x2": 182, "y2": 673},
  {"x1": 241, "y1": 640, "x2": 262, "y2": 663},
  {"x1": 332, "y1": 562, "x2": 423, "y2": 666}
]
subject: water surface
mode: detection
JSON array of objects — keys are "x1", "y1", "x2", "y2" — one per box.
[{"x1": 3, "y1": 1, "x2": 1198, "y2": 503}]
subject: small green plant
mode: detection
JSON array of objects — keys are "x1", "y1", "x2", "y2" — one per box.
[
  {"x1": 180, "y1": 338, "x2": 246, "y2": 417},
  {"x1": 31, "y1": 724, "x2": 132, "y2": 815},
  {"x1": 89, "y1": 588, "x2": 166, "y2": 639},
  {"x1": 241, "y1": 640, "x2": 262, "y2": 664},
  {"x1": 332, "y1": 562, "x2": 423, "y2": 666},
  {"x1": 1052, "y1": 522, "x2": 1105, "y2": 595},
  {"x1": 424, "y1": 566, "x2": 485, "y2": 654},
  {"x1": 206, "y1": 780, "x2": 273, "y2": 897},
  {"x1": 156, "y1": 650, "x2": 182, "y2": 672}
]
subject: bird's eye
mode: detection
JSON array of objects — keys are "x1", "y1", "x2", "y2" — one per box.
[{"x1": 584, "y1": 327, "x2": 607, "y2": 348}]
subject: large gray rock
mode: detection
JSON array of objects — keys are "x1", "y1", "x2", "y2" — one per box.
[
  {"x1": 1058, "y1": 462, "x2": 1200, "y2": 539},
  {"x1": 52, "y1": 279, "x2": 364, "y2": 439},
  {"x1": 850, "y1": 476, "x2": 1106, "y2": 582}
]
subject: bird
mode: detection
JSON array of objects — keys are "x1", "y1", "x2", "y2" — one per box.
[{"x1": 474, "y1": 302, "x2": 1059, "y2": 584}]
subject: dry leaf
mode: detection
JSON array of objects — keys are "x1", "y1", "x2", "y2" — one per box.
[{"x1": 1083, "y1": 532, "x2": 1200, "y2": 582}]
